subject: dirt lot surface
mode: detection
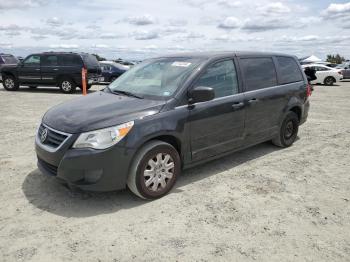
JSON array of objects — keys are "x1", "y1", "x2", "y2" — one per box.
[{"x1": 0, "y1": 82, "x2": 349, "y2": 262}]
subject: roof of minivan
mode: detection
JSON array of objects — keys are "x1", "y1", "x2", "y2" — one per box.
[{"x1": 159, "y1": 51, "x2": 296, "y2": 59}]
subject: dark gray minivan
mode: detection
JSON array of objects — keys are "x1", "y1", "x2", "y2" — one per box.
[{"x1": 35, "y1": 51, "x2": 311, "y2": 199}]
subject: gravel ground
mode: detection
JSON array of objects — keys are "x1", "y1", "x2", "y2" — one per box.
[{"x1": 0, "y1": 82, "x2": 349, "y2": 262}]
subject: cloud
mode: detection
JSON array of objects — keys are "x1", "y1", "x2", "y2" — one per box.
[
  {"x1": 258, "y1": 2, "x2": 291, "y2": 15},
  {"x1": 241, "y1": 17, "x2": 290, "y2": 32},
  {"x1": 168, "y1": 19, "x2": 188, "y2": 27},
  {"x1": 0, "y1": 42, "x2": 13, "y2": 48},
  {"x1": 0, "y1": 0, "x2": 46, "y2": 9},
  {"x1": 218, "y1": 17, "x2": 240, "y2": 29},
  {"x1": 217, "y1": 0, "x2": 241, "y2": 8},
  {"x1": 322, "y1": 2, "x2": 350, "y2": 19},
  {"x1": 46, "y1": 17, "x2": 63, "y2": 27},
  {"x1": 131, "y1": 30, "x2": 159, "y2": 40},
  {"x1": 92, "y1": 44, "x2": 109, "y2": 49},
  {"x1": 126, "y1": 14, "x2": 156, "y2": 25},
  {"x1": 49, "y1": 44, "x2": 79, "y2": 49}
]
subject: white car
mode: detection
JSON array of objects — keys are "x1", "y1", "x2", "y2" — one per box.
[{"x1": 302, "y1": 64, "x2": 343, "y2": 86}]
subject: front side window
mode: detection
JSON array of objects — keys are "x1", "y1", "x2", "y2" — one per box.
[
  {"x1": 108, "y1": 58, "x2": 203, "y2": 99},
  {"x1": 23, "y1": 55, "x2": 40, "y2": 66},
  {"x1": 194, "y1": 60, "x2": 239, "y2": 98},
  {"x1": 240, "y1": 57, "x2": 277, "y2": 91},
  {"x1": 276, "y1": 56, "x2": 303, "y2": 84}
]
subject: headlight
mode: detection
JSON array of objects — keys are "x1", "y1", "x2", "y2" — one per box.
[{"x1": 73, "y1": 121, "x2": 134, "y2": 150}]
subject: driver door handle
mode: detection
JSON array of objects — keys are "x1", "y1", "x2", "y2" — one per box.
[{"x1": 232, "y1": 102, "x2": 244, "y2": 110}]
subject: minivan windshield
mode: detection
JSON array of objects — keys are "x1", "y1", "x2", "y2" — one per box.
[{"x1": 107, "y1": 57, "x2": 203, "y2": 99}]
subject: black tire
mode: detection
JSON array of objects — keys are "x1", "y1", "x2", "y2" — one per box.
[
  {"x1": 59, "y1": 78, "x2": 76, "y2": 94},
  {"x1": 324, "y1": 76, "x2": 335, "y2": 86},
  {"x1": 272, "y1": 112, "x2": 299, "y2": 148},
  {"x1": 2, "y1": 75, "x2": 19, "y2": 91},
  {"x1": 28, "y1": 86, "x2": 37, "y2": 89},
  {"x1": 127, "y1": 140, "x2": 181, "y2": 199}
]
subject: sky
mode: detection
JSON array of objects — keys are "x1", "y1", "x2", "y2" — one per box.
[{"x1": 0, "y1": 0, "x2": 349, "y2": 60}]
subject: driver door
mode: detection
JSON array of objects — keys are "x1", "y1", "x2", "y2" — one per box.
[
  {"x1": 188, "y1": 59, "x2": 245, "y2": 161},
  {"x1": 18, "y1": 55, "x2": 41, "y2": 84}
]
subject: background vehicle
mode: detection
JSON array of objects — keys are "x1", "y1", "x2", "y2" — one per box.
[
  {"x1": 100, "y1": 61, "x2": 129, "y2": 83},
  {"x1": 1, "y1": 52, "x2": 102, "y2": 93},
  {"x1": 0, "y1": 54, "x2": 19, "y2": 82},
  {"x1": 302, "y1": 64, "x2": 343, "y2": 85},
  {"x1": 336, "y1": 62, "x2": 350, "y2": 79},
  {"x1": 36, "y1": 51, "x2": 310, "y2": 199}
]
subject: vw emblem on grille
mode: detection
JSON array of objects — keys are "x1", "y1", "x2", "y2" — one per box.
[{"x1": 40, "y1": 128, "x2": 48, "y2": 143}]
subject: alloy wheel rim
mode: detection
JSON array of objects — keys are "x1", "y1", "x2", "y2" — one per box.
[
  {"x1": 143, "y1": 153, "x2": 175, "y2": 192},
  {"x1": 62, "y1": 81, "x2": 72, "y2": 91},
  {"x1": 284, "y1": 121, "x2": 294, "y2": 139},
  {"x1": 5, "y1": 78, "x2": 14, "y2": 89}
]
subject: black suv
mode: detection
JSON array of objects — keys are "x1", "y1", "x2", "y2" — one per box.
[
  {"x1": 35, "y1": 51, "x2": 311, "y2": 199},
  {"x1": 1, "y1": 52, "x2": 101, "y2": 93}
]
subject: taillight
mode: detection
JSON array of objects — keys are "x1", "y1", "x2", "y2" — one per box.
[{"x1": 306, "y1": 84, "x2": 312, "y2": 97}]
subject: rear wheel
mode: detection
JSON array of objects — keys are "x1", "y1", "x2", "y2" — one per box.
[
  {"x1": 2, "y1": 75, "x2": 19, "y2": 91},
  {"x1": 59, "y1": 78, "x2": 76, "y2": 94},
  {"x1": 272, "y1": 112, "x2": 299, "y2": 147},
  {"x1": 324, "y1": 76, "x2": 335, "y2": 86},
  {"x1": 127, "y1": 140, "x2": 181, "y2": 199}
]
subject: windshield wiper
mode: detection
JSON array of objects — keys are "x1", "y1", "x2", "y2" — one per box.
[{"x1": 109, "y1": 88, "x2": 144, "y2": 99}]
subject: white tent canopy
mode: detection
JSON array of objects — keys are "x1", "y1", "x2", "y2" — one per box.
[{"x1": 302, "y1": 55, "x2": 322, "y2": 63}]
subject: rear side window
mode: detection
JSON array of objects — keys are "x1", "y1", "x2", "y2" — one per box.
[
  {"x1": 41, "y1": 55, "x2": 58, "y2": 66},
  {"x1": 240, "y1": 57, "x2": 277, "y2": 91},
  {"x1": 59, "y1": 55, "x2": 82, "y2": 66},
  {"x1": 194, "y1": 60, "x2": 239, "y2": 98},
  {"x1": 276, "y1": 56, "x2": 303, "y2": 84}
]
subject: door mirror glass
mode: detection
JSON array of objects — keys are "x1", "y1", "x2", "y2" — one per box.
[{"x1": 189, "y1": 86, "x2": 215, "y2": 104}]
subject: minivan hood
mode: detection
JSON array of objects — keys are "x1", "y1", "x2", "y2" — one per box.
[{"x1": 43, "y1": 91, "x2": 165, "y2": 134}]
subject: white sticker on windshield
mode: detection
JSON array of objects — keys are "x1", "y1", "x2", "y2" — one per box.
[
  {"x1": 163, "y1": 91, "x2": 171, "y2": 96},
  {"x1": 172, "y1": 61, "x2": 192, "y2": 67}
]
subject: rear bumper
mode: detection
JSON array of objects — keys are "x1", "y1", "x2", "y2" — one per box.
[{"x1": 36, "y1": 136, "x2": 136, "y2": 192}]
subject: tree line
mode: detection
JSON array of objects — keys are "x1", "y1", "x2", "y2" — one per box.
[{"x1": 326, "y1": 54, "x2": 346, "y2": 64}]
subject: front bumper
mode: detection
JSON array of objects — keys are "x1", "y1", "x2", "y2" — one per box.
[{"x1": 35, "y1": 131, "x2": 136, "y2": 192}]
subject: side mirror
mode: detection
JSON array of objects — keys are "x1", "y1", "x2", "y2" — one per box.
[
  {"x1": 189, "y1": 86, "x2": 215, "y2": 104},
  {"x1": 345, "y1": 67, "x2": 348, "y2": 69}
]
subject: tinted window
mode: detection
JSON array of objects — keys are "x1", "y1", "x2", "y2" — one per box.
[
  {"x1": 41, "y1": 55, "x2": 58, "y2": 66},
  {"x1": 1, "y1": 55, "x2": 18, "y2": 64},
  {"x1": 240, "y1": 57, "x2": 277, "y2": 91},
  {"x1": 23, "y1": 55, "x2": 40, "y2": 66},
  {"x1": 59, "y1": 55, "x2": 82, "y2": 66},
  {"x1": 195, "y1": 60, "x2": 239, "y2": 98},
  {"x1": 276, "y1": 56, "x2": 303, "y2": 84},
  {"x1": 81, "y1": 54, "x2": 99, "y2": 68}
]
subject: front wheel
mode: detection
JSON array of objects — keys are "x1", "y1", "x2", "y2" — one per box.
[
  {"x1": 324, "y1": 76, "x2": 335, "y2": 86},
  {"x1": 2, "y1": 75, "x2": 19, "y2": 91},
  {"x1": 59, "y1": 79, "x2": 76, "y2": 94},
  {"x1": 272, "y1": 112, "x2": 299, "y2": 147},
  {"x1": 127, "y1": 140, "x2": 181, "y2": 199}
]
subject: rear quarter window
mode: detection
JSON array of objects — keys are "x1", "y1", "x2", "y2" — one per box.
[
  {"x1": 59, "y1": 55, "x2": 83, "y2": 66},
  {"x1": 276, "y1": 56, "x2": 303, "y2": 84},
  {"x1": 240, "y1": 57, "x2": 277, "y2": 91}
]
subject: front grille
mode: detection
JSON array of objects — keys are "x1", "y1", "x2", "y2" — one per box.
[
  {"x1": 38, "y1": 124, "x2": 68, "y2": 149},
  {"x1": 38, "y1": 157, "x2": 58, "y2": 176}
]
